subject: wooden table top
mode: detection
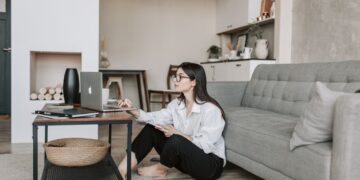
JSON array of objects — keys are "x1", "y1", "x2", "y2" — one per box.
[
  {"x1": 34, "y1": 112, "x2": 133, "y2": 123},
  {"x1": 33, "y1": 104, "x2": 133, "y2": 123}
]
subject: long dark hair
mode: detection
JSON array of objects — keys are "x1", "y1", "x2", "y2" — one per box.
[{"x1": 177, "y1": 62, "x2": 225, "y2": 119}]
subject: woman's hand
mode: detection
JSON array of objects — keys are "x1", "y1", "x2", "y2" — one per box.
[
  {"x1": 155, "y1": 124, "x2": 193, "y2": 141},
  {"x1": 118, "y1": 98, "x2": 134, "y2": 108},
  {"x1": 118, "y1": 98, "x2": 140, "y2": 117},
  {"x1": 155, "y1": 124, "x2": 178, "y2": 137}
]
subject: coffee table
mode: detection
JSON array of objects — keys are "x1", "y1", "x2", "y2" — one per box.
[{"x1": 33, "y1": 107, "x2": 133, "y2": 180}]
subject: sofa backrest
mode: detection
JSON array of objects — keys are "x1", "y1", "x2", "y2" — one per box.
[{"x1": 241, "y1": 61, "x2": 360, "y2": 117}]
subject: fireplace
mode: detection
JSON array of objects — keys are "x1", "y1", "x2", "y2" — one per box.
[{"x1": 30, "y1": 51, "x2": 81, "y2": 101}]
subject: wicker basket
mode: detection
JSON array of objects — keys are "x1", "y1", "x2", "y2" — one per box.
[{"x1": 43, "y1": 138, "x2": 110, "y2": 167}]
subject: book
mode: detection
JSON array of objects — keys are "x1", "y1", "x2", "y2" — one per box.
[
  {"x1": 33, "y1": 113, "x2": 70, "y2": 119},
  {"x1": 46, "y1": 103, "x2": 74, "y2": 110},
  {"x1": 34, "y1": 108, "x2": 99, "y2": 118}
]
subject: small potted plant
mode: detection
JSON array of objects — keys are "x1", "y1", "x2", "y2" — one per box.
[
  {"x1": 246, "y1": 25, "x2": 268, "y2": 59},
  {"x1": 207, "y1": 45, "x2": 222, "y2": 61}
]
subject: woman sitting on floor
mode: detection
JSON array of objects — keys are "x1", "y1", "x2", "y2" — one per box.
[{"x1": 117, "y1": 62, "x2": 226, "y2": 179}]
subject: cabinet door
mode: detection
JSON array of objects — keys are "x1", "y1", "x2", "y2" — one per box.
[
  {"x1": 224, "y1": 61, "x2": 251, "y2": 81},
  {"x1": 213, "y1": 63, "x2": 228, "y2": 81},
  {"x1": 216, "y1": 0, "x2": 248, "y2": 33},
  {"x1": 202, "y1": 64, "x2": 216, "y2": 82}
]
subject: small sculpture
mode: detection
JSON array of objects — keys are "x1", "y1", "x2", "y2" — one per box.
[{"x1": 99, "y1": 38, "x2": 111, "y2": 68}]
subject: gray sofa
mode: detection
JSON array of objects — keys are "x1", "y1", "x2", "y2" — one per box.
[{"x1": 207, "y1": 61, "x2": 360, "y2": 180}]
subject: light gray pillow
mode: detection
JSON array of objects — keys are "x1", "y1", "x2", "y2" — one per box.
[{"x1": 289, "y1": 82, "x2": 349, "y2": 151}]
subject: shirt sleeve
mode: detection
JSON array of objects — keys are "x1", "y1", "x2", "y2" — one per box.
[
  {"x1": 191, "y1": 107, "x2": 225, "y2": 154},
  {"x1": 135, "y1": 100, "x2": 177, "y2": 125}
]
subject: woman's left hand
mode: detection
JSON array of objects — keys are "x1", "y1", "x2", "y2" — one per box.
[{"x1": 155, "y1": 124, "x2": 178, "y2": 137}]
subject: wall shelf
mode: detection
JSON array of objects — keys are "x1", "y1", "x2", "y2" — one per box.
[
  {"x1": 30, "y1": 51, "x2": 81, "y2": 101},
  {"x1": 217, "y1": 18, "x2": 274, "y2": 35}
]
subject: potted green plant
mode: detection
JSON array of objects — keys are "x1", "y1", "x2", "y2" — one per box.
[{"x1": 207, "y1": 45, "x2": 222, "y2": 61}]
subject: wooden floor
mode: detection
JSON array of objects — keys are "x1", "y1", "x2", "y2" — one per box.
[
  {"x1": 98, "y1": 122, "x2": 262, "y2": 179},
  {"x1": 0, "y1": 114, "x2": 261, "y2": 179},
  {"x1": 0, "y1": 115, "x2": 11, "y2": 154}
]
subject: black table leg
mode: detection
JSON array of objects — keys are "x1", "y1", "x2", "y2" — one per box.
[
  {"x1": 44, "y1": 125, "x2": 48, "y2": 164},
  {"x1": 108, "y1": 153, "x2": 122, "y2": 180},
  {"x1": 108, "y1": 124, "x2": 112, "y2": 154},
  {"x1": 127, "y1": 122, "x2": 132, "y2": 180},
  {"x1": 33, "y1": 124, "x2": 38, "y2": 180}
]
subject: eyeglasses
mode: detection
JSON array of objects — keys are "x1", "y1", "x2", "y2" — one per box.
[{"x1": 172, "y1": 75, "x2": 190, "y2": 82}]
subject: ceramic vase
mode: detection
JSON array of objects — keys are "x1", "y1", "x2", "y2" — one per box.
[
  {"x1": 99, "y1": 57, "x2": 110, "y2": 68},
  {"x1": 255, "y1": 39, "x2": 269, "y2": 59},
  {"x1": 63, "y1": 68, "x2": 80, "y2": 104}
]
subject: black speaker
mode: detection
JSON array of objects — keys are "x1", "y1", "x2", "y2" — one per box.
[{"x1": 63, "y1": 68, "x2": 80, "y2": 104}]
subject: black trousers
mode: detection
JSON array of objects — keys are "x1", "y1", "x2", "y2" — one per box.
[{"x1": 131, "y1": 124, "x2": 224, "y2": 180}]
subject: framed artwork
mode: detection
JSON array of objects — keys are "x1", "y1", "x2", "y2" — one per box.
[{"x1": 236, "y1": 34, "x2": 248, "y2": 52}]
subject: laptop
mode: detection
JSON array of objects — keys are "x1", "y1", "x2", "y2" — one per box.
[
  {"x1": 80, "y1": 72, "x2": 136, "y2": 112},
  {"x1": 34, "y1": 108, "x2": 98, "y2": 118}
]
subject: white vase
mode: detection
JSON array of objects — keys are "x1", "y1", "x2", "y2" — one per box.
[
  {"x1": 255, "y1": 39, "x2": 269, "y2": 59},
  {"x1": 99, "y1": 57, "x2": 110, "y2": 68}
]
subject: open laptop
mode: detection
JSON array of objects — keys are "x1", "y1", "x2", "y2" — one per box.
[{"x1": 80, "y1": 72, "x2": 136, "y2": 112}]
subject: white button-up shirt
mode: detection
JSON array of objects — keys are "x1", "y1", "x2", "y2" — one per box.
[{"x1": 136, "y1": 99, "x2": 226, "y2": 166}]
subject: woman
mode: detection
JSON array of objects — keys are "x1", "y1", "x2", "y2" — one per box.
[{"x1": 117, "y1": 62, "x2": 226, "y2": 179}]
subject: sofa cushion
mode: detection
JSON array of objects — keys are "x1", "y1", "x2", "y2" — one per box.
[
  {"x1": 224, "y1": 106, "x2": 331, "y2": 180},
  {"x1": 290, "y1": 82, "x2": 350, "y2": 151},
  {"x1": 241, "y1": 61, "x2": 360, "y2": 117}
]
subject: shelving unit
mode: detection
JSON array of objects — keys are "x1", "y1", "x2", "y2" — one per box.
[
  {"x1": 217, "y1": 18, "x2": 274, "y2": 35},
  {"x1": 201, "y1": 59, "x2": 275, "y2": 82}
]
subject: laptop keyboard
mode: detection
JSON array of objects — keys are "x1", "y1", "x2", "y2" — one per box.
[{"x1": 103, "y1": 104, "x2": 120, "y2": 109}]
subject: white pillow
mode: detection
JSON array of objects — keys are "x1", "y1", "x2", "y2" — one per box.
[{"x1": 289, "y1": 82, "x2": 349, "y2": 151}]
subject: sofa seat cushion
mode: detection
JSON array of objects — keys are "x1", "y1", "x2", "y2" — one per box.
[{"x1": 224, "y1": 106, "x2": 331, "y2": 180}]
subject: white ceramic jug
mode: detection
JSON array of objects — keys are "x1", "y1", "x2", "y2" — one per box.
[
  {"x1": 255, "y1": 39, "x2": 269, "y2": 59},
  {"x1": 243, "y1": 47, "x2": 253, "y2": 59}
]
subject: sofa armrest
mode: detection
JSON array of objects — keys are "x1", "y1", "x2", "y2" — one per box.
[
  {"x1": 331, "y1": 95, "x2": 360, "y2": 180},
  {"x1": 207, "y1": 81, "x2": 248, "y2": 107}
]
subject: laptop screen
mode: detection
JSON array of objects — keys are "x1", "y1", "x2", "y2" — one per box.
[{"x1": 80, "y1": 72, "x2": 103, "y2": 111}]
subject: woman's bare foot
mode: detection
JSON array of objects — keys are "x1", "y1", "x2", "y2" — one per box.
[
  {"x1": 118, "y1": 152, "x2": 138, "y2": 179},
  {"x1": 137, "y1": 163, "x2": 168, "y2": 177}
]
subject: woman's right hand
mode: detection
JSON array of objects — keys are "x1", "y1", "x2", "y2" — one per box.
[
  {"x1": 118, "y1": 98, "x2": 134, "y2": 108},
  {"x1": 118, "y1": 98, "x2": 140, "y2": 117}
]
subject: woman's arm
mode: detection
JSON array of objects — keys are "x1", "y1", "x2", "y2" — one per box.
[{"x1": 119, "y1": 98, "x2": 175, "y2": 125}]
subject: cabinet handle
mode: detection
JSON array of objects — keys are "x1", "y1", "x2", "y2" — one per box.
[
  {"x1": 235, "y1": 64, "x2": 242, "y2": 67},
  {"x1": 212, "y1": 66, "x2": 215, "y2": 81}
]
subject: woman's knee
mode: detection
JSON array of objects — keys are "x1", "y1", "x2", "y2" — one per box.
[{"x1": 163, "y1": 135, "x2": 187, "y2": 151}]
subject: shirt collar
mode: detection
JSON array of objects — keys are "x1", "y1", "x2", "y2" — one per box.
[{"x1": 177, "y1": 99, "x2": 202, "y2": 113}]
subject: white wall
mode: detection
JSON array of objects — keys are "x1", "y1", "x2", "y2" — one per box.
[
  {"x1": 274, "y1": 0, "x2": 293, "y2": 64},
  {"x1": 12, "y1": 0, "x2": 99, "y2": 143},
  {"x1": 100, "y1": 0, "x2": 218, "y2": 91},
  {"x1": 291, "y1": 0, "x2": 360, "y2": 63}
]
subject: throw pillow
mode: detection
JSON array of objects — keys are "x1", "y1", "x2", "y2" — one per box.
[{"x1": 289, "y1": 82, "x2": 349, "y2": 151}]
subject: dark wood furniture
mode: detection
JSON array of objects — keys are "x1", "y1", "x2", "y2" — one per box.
[
  {"x1": 33, "y1": 106, "x2": 133, "y2": 180},
  {"x1": 147, "y1": 65, "x2": 180, "y2": 111},
  {"x1": 100, "y1": 69, "x2": 149, "y2": 112}
]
